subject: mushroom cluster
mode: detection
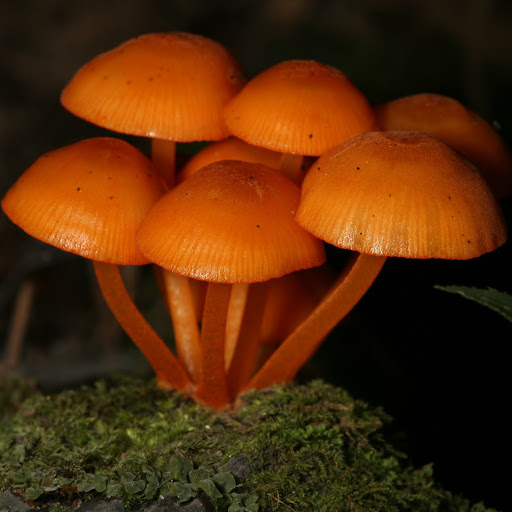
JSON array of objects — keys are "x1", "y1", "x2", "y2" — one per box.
[{"x1": 2, "y1": 32, "x2": 509, "y2": 409}]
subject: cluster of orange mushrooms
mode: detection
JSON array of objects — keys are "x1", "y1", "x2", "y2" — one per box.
[{"x1": 2, "y1": 33, "x2": 510, "y2": 409}]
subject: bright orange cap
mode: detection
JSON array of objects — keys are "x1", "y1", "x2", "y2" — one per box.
[
  {"x1": 2, "y1": 137, "x2": 165, "y2": 264},
  {"x1": 297, "y1": 131, "x2": 507, "y2": 260},
  {"x1": 374, "y1": 93, "x2": 512, "y2": 198},
  {"x1": 137, "y1": 160, "x2": 326, "y2": 283},
  {"x1": 178, "y1": 137, "x2": 282, "y2": 183},
  {"x1": 61, "y1": 32, "x2": 247, "y2": 142},
  {"x1": 223, "y1": 59, "x2": 377, "y2": 156}
]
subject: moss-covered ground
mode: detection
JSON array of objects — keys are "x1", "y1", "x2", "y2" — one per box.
[{"x1": 0, "y1": 376, "x2": 498, "y2": 511}]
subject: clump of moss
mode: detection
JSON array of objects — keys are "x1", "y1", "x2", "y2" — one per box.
[{"x1": 0, "y1": 376, "x2": 498, "y2": 511}]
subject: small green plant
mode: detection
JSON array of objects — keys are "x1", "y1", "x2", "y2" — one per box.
[
  {"x1": 435, "y1": 285, "x2": 512, "y2": 323},
  {"x1": 70, "y1": 456, "x2": 259, "y2": 511},
  {"x1": 0, "y1": 376, "x2": 499, "y2": 511}
]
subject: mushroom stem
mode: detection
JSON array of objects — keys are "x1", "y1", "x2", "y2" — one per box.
[
  {"x1": 161, "y1": 271, "x2": 201, "y2": 382},
  {"x1": 225, "y1": 283, "x2": 250, "y2": 371},
  {"x1": 279, "y1": 153, "x2": 304, "y2": 185},
  {"x1": 227, "y1": 282, "x2": 268, "y2": 396},
  {"x1": 246, "y1": 253, "x2": 387, "y2": 390},
  {"x1": 93, "y1": 260, "x2": 192, "y2": 391},
  {"x1": 0, "y1": 279, "x2": 35, "y2": 373},
  {"x1": 151, "y1": 138, "x2": 176, "y2": 187},
  {"x1": 193, "y1": 282, "x2": 231, "y2": 409}
]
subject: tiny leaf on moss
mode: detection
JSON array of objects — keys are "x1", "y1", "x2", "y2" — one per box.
[
  {"x1": 189, "y1": 465, "x2": 215, "y2": 486},
  {"x1": 213, "y1": 471, "x2": 237, "y2": 494},
  {"x1": 169, "y1": 481, "x2": 196, "y2": 502},
  {"x1": 197, "y1": 478, "x2": 223, "y2": 500},
  {"x1": 168, "y1": 456, "x2": 193, "y2": 483}
]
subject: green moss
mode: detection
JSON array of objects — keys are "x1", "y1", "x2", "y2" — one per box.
[{"x1": 0, "y1": 376, "x2": 498, "y2": 511}]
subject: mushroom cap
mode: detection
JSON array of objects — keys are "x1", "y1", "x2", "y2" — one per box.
[
  {"x1": 1, "y1": 137, "x2": 165, "y2": 264},
  {"x1": 223, "y1": 59, "x2": 378, "y2": 156},
  {"x1": 61, "y1": 32, "x2": 247, "y2": 141},
  {"x1": 374, "y1": 93, "x2": 512, "y2": 198},
  {"x1": 178, "y1": 137, "x2": 282, "y2": 183},
  {"x1": 136, "y1": 160, "x2": 326, "y2": 283},
  {"x1": 297, "y1": 131, "x2": 507, "y2": 260}
]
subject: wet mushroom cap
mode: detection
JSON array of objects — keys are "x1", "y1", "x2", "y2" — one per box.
[
  {"x1": 1, "y1": 137, "x2": 165, "y2": 264},
  {"x1": 61, "y1": 32, "x2": 247, "y2": 141},
  {"x1": 297, "y1": 131, "x2": 507, "y2": 260},
  {"x1": 374, "y1": 93, "x2": 512, "y2": 198},
  {"x1": 137, "y1": 160, "x2": 326, "y2": 283},
  {"x1": 223, "y1": 59, "x2": 378, "y2": 156},
  {"x1": 178, "y1": 137, "x2": 282, "y2": 183}
]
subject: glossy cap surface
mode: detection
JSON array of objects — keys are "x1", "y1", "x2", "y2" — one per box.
[
  {"x1": 137, "y1": 160, "x2": 326, "y2": 282},
  {"x1": 178, "y1": 137, "x2": 282, "y2": 183},
  {"x1": 224, "y1": 60, "x2": 377, "y2": 155},
  {"x1": 297, "y1": 131, "x2": 507, "y2": 259},
  {"x1": 61, "y1": 33, "x2": 246, "y2": 141},
  {"x1": 374, "y1": 93, "x2": 512, "y2": 198},
  {"x1": 2, "y1": 137, "x2": 165, "y2": 264}
]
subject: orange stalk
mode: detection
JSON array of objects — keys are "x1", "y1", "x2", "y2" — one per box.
[
  {"x1": 193, "y1": 282, "x2": 232, "y2": 409},
  {"x1": 246, "y1": 253, "x2": 387, "y2": 390},
  {"x1": 227, "y1": 282, "x2": 268, "y2": 396},
  {"x1": 151, "y1": 138, "x2": 176, "y2": 187},
  {"x1": 279, "y1": 153, "x2": 304, "y2": 185},
  {"x1": 161, "y1": 271, "x2": 201, "y2": 382},
  {"x1": 93, "y1": 260, "x2": 192, "y2": 391},
  {"x1": 225, "y1": 283, "x2": 250, "y2": 371},
  {"x1": 150, "y1": 138, "x2": 201, "y2": 381}
]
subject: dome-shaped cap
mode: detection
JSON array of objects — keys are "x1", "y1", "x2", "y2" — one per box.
[
  {"x1": 2, "y1": 137, "x2": 165, "y2": 264},
  {"x1": 178, "y1": 137, "x2": 282, "y2": 183},
  {"x1": 297, "y1": 131, "x2": 507, "y2": 260},
  {"x1": 137, "y1": 160, "x2": 326, "y2": 282},
  {"x1": 223, "y1": 59, "x2": 377, "y2": 156},
  {"x1": 61, "y1": 33, "x2": 247, "y2": 141},
  {"x1": 374, "y1": 93, "x2": 512, "y2": 198}
]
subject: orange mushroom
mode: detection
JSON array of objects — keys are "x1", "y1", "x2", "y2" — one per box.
[
  {"x1": 61, "y1": 32, "x2": 248, "y2": 378},
  {"x1": 1, "y1": 137, "x2": 191, "y2": 392},
  {"x1": 136, "y1": 160, "x2": 326, "y2": 408},
  {"x1": 176, "y1": 136, "x2": 284, "y2": 362},
  {"x1": 178, "y1": 137, "x2": 282, "y2": 183},
  {"x1": 374, "y1": 93, "x2": 512, "y2": 198},
  {"x1": 248, "y1": 131, "x2": 507, "y2": 390},
  {"x1": 176, "y1": 138, "x2": 331, "y2": 376},
  {"x1": 223, "y1": 59, "x2": 378, "y2": 184},
  {"x1": 61, "y1": 32, "x2": 247, "y2": 187}
]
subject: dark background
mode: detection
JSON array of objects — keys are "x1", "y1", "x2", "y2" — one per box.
[{"x1": 1, "y1": 1, "x2": 511, "y2": 510}]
